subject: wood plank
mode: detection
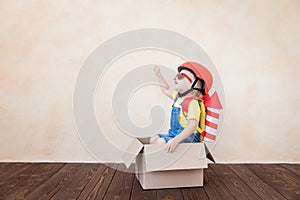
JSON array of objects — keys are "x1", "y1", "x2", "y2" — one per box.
[
  {"x1": 210, "y1": 164, "x2": 261, "y2": 200},
  {"x1": 247, "y1": 164, "x2": 300, "y2": 200},
  {"x1": 0, "y1": 163, "x2": 28, "y2": 180},
  {"x1": 157, "y1": 188, "x2": 183, "y2": 200},
  {"x1": 228, "y1": 164, "x2": 287, "y2": 200},
  {"x1": 50, "y1": 163, "x2": 99, "y2": 200},
  {"x1": 0, "y1": 163, "x2": 44, "y2": 196},
  {"x1": 130, "y1": 177, "x2": 156, "y2": 200},
  {"x1": 77, "y1": 163, "x2": 117, "y2": 200},
  {"x1": 77, "y1": 164, "x2": 107, "y2": 200},
  {"x1": 3, "y1": 163, "x2": 64, "y2": 200},
  {"x1": 103, "y1": 164, "x2": 135, "y2": 200},
  {"x1": 203, "y1": 166, "x2": 237, "y2": 200},
  {"x1": 281, "y1": 164, "x2": 300, "y2": 177},
  {"x1": 76, "y1": 163, "x2": 116, "y2": 200},
  {"x1": 198, "y1": 170, "x2": 223, "y2": 200},
  {"x1": 181, "y1": 187, "x2": 209, "y2": 200},
  {"x1": 25, "y1": 163, "x2": 83, "y2": 199},
  {"x1": 0, "y1": 163, "x2": 11, "y2": 172},
  {"x1": 1, "y1": 163, "x2": 299, "y2": 200}
]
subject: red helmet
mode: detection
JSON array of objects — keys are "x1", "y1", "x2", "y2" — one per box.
[{"x1": 178, "y1": 62, "x2": 213, "y2": 94}]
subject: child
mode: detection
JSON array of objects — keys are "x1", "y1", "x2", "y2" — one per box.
[{"x1": 150, "y1": 62, "x2": 211, "y2": 153}]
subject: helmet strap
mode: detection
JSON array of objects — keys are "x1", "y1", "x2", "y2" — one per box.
[
  {"x1": 191, "y1": 78, "x2": 206, "y2": 95},
  {"x1": 178, "y1": 88, "x2": 194, "y2": 98},
  {"x1": 178, "y1": 78, "x2": 206, "y2": 97},
  {"x1": 178, "y1": 78, "x2": 198, "y2": 97}
]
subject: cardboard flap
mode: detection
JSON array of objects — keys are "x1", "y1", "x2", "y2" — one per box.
[
  {"x1": 122, "y1": 139, "x2": 143, "y2": 168},
  {"x1": 143, "y1": 143, "x2": 208, "y2": 172},
  {"x1": 204, "y1": 143, "x2": 216, "y2": 163}
]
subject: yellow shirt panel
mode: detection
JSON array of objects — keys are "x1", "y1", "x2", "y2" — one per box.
[{"x1": 187, "y1": 100, "x2": 201, "y2": 121}]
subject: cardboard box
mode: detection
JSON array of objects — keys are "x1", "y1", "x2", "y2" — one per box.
[{"x1": 123, "y1": 138, "x2": 213, "y2": 189}]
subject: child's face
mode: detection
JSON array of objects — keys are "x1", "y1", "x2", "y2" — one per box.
[{"x1": 173, "y1": 69, "x2": 194, "y2": 93}]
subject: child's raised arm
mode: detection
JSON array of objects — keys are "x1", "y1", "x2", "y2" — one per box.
[{"x1": 154, "y1": 65, "x2": 173, "y2": 99}]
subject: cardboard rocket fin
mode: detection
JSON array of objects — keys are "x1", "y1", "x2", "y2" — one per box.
[
  {"x1": 210, "y1": 92, "x2": 223, "y2": 109},
  {"x1": 204, "y1": 91, "x2": 223, "y2": 109}
]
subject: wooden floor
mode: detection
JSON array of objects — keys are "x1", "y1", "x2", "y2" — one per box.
[{"x1": 0, "y1": 163, "x2": 299, "y2": 200}]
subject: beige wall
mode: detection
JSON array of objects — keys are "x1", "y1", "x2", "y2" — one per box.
[{"x1": 0, "y1": 0, "x2": 299, "y2": 163}]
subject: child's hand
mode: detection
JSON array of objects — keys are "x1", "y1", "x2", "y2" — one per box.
[
  {"x1": 165, "y1": 138, "x2": 180, "y2": 153},
  {"x1": 153, "y1": 65, "x2": 161, "y2": 75}
]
